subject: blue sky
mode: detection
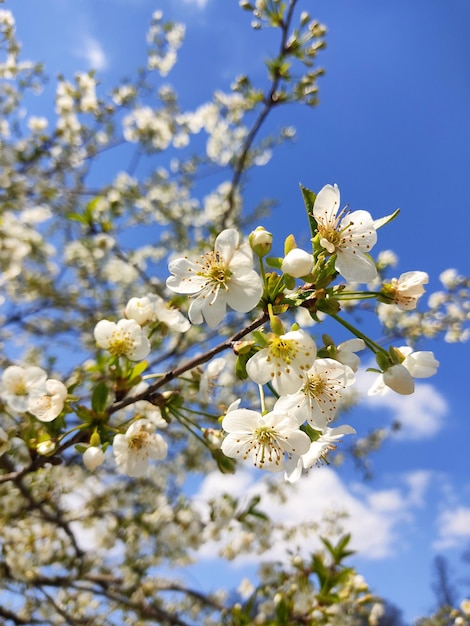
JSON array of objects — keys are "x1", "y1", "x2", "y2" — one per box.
[{"x1": 7, "y1": 0, "x2": 470, "y2": 622}]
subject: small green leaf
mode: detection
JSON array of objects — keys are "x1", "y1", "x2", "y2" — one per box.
[
  {"x1": 300, "y1": 184, "x2": 318, "y2": 238},
  {"x1": 373, "y1": 208, "x2": 400, "y2": 230},
  {"x1": 91, "y1": 382, "x2": 109, "y2": 414}
]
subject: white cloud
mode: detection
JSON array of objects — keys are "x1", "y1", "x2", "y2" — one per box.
[
  {"x1": 75, "y1": 35, "x2": 108, "y2": 71},
  {"x1": 356, "y1": 368, "x2": 448, "y2": 440},
  {"x1": 193, "y1": 467, "x2": 430, "y2": 564},
  {"x1": 434, "y1": 506, "x2": 470, "y2": 549},
  {"x1": 181, "y1": 0, "x2": 210, "y2": 8}
]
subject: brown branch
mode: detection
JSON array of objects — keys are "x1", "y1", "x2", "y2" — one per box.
[
  {"x1": 108, "y1": 311, "x2": 269, "y2": 415},
  {"x1": 222, "y1": 0, "x2": 300, "y2": 228}
]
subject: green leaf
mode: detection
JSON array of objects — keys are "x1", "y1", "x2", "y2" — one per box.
[
  {"x1": 300, "y1": 184, "x2": 318, "y2": 238},
  {"x1": 91, "y1": 382, "x2": 109, "y2": 414},
  {"x1": 128, "y1": 360, "x2": 148, "y2": 384},
  {"x1": 373, "y1": 208, "x2": 400, "y2": 230}
]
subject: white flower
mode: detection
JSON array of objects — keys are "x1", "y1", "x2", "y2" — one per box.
[
  {"x1": 166, "y1": 228, "x2": 263, "y2": 328},
  {"x1": 28, "y1": 379, "x2": 68, "y2": 422},
  {"x1": 113, "y1": 419, "x2": 168, "y2": 477},
  {"x1": 386, "y1": 271, "x2": 429, "y2": 310},
  {"x1": 335, "y1": 338, "x2": 366, "y2": 371},
  {"x1": 221, "y1": 407, "x2": 311, "y2": 472},
  {"x1": 246, "y1": 329, "x2": 317, "y2": 395},
  {"x1": 125, "y1": 294, "x2": 190, "y2": 333},
  {"x1": 83, "y1": 446, "x2": 105, "y2": 471},
  {"x1": 0, "y1": 426, "x2": 11, "y2": 457},
  {"x1": 237, "y1": 578, "x2": 255, "y2": 600},
  {"x1": 94, "y1": 318, "x2": 151, "y2": 361},
  {"x1": 149, "y1": 294, "x2": 191, "y2": 332},
  {"x1": 125, "y1": 296, "x2": 155, "y2": 326},
  {"x1": 313, "y1": 183, "x2": 378, "y2": 283},
  {"x1": 199, "y1": 357, "x2": 226, "y2": 404},
  {"x1": 274, "y1": 358, "x2": 355, "y2": 429},
  {"x1": 285, "y1": 425, "x2": 356, "y2": 483},
  {"x1": 281, "y1": 248, "x2": 314, "y2": 278},
  {"x1": 368, "y1": 346, "x2": 439, "y2": 396},
  {"x1": 0, "y1": 365, "x2": 47, "y2": 413},
  {"x1": 439, "y1": 268, "x2": 460, "y2": 289},
  {"x1": 401, "y1": 347, "x2": 439, "y2": 378}
]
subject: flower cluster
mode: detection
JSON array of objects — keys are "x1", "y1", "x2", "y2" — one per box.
[
  {"x1": 162, "y1": 184, "x2": 440, "y2": 481},
  {"x1": 0, "y1": 365, "x2": 67, "y2": 423}
]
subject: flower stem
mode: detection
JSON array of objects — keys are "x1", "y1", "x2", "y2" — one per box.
[{"x1": 329, "y1": 312, "x2": 388, "y2": 357}]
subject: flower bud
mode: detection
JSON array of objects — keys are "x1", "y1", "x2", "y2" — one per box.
[
  {"x1": 37, "y1": 439, "x2": 56, "y2": 456},
  {"x1": 281, "y1": 248, "x2": 314, "y2": 278},
  {"x1": 249, "y1": 226, "x2": 272, "y2": 257},
  {"x1": 83, "y1": 446, "x2": 105, "y2": 471}
]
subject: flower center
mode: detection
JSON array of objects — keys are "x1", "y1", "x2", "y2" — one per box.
[
  {"x1": 109, "y1": 330, "x2": 135, "y2": 357},
  {"x1": 317, "y1": 208, "x2": 353, "y2": 255},
  {"x1": 318, "y1": 227, "x2": 341, "y2": 254},
  {"x1": 128, "y1": 430, "x2": 150, "y2": 451},
  {"x1": 198, "y1": 251, "x2": 232, "y2": 288},
  {"x1": 11, "y1": 379, "x2": 28, "y2": 396},
  {"x1": 251, "y1": 425, "x2": 283, "y2": 467},
  {"x1": 269, "y1": 336, "x2": 298, "y2": 364},
  {"x1": 303, "y1": 374, "x2": 327, "y2": 398}
]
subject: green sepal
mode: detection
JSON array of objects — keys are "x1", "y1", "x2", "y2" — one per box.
[
  {"x1": 283, "y1": 233, "x2": 297, "y2": 255},
  {"x1": 211, "y1": 448, "x2": 237, "y2": 474},
  {"x1": 316, "y1": 296, "x2": 341, "y2": 315},
  {"x1": 270, "y1": 315, "x2": 285, "y2": 336},
  {"x1": 252, "y1": 330, "x2": 268, "y2": 346},
  {"x1": 74, "y1": 404, "x2": 95, "y2": 422},
  {"x1": 265, "y1": 256, "x2": 283, "y2": 269},
  {"x1": 235, "y1": 352, "x2": 251, "y2": 380},
  {"x1": 375, "y1": 351, "x2": 391, "y2": 371},
  {"x1": 283, "y1": 274, "x2": 296, "y2": 290},
  {"x1": 91, "y1": 382, "x2": 109, "y2": 414}
]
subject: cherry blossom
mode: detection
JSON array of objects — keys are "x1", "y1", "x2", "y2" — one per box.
[
  {"x1": 28, "y1": 379, "x2": 68, "y2": 422},
  {"x1": 94, "y1": 318, "x2": 151, "y2": 361},
  {"x1": 369, "y1": 346, "x2": 439, "y2": 395},
  {"x1": 382, "y1": 271, "x2": 429, "y2": 310},
  {"x1": 166, "y1": 228, "x2": 263, "y2": 328},
  {"x1": 125, "y1": 294, "x2": 190, "y2": 332},
  {"x1": 246, "y1": 329, "x2": 317, "y2": 395},
  {"x1": 274, "y1": 358, "x2": 355, "y2": 429},
  {"x1": 0, "y1": 365, "x2": 47, "y2": 413},
  {"x1": 335, "y1": 338, "x2": 366, "y2": 371},
  {"x1": 285, "y1": 425, "x2": 356, "y2": 483},
  {"x1": 113, "y1": 419, "x2": 168, "y2": 477},
  {"x1": 313, "y1": 183, "x2": 378, "y2": 283},
  {"x1": 221, "y1": 407, "x2": 311, "y2": 472}
]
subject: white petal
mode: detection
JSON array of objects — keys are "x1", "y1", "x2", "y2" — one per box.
[
  {"x1": 226, "y1": 272, "x2": 263, "y2": 312},
  {"x1": 312, "y1": 183, "x2": 340, "y2": 225},
  {"x1": 222, "y1": 408, "x2": 260, "y2": 433},
  {"x1": 383, "y1": 364, "x2": 414, "y2": 395},
  {"x1": 245, "y1": 351, "x2": 274, "y2": 386},
  {"x1": 214, "y1": 228, "x2": 239, "y2": 265},
  {"x1": 94, "y1": 320, "x2": 116, "y2": 347},
  {"x1": 335, "y1": 249, "x2": 378, "y2": 283},
  {"x1": 284, "y1": 454, "x2": 303, "y2": 483}
]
